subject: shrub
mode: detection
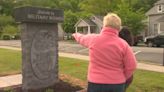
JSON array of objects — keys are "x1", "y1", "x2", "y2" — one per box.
[
  {"x1": 2, "y1": 25, "x2": 19, "y2": 36},
  {"x1": 2, "y1": 34, "x2": 11, "y2": 40},
  {"x1": 0, "y1": 16, "x2": 15, "y2": 27}
]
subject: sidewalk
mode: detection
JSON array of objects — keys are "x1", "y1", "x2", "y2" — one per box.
[{"x1": 0, "y1": 46, "x2": 164, "y2": 88}]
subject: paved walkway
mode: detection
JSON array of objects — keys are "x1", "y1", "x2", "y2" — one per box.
[{"x1": 0, "y1": 46, "x2": 164, "y2": 88}]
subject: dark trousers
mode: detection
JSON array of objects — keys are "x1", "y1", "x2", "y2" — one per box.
[
  {"x1": 125, "y1": 75, "x2": 133, "y2": 89},
  {"x1": 87, "y1": 82, "x2": 126, "y2": 92}
]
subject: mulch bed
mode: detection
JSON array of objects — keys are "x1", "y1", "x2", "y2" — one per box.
[{"x1": 0, "y1": 80, "x2": 82, "y2": 92}]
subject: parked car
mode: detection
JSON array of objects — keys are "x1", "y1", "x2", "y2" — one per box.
[{"x1": 144, "y1": 33, "x2": 164, "y2": 47}]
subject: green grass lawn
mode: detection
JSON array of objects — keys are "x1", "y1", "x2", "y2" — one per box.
[
  {"x1": 0, "y1": 48, "x2": 164, "y2": 92},
  {"x1": 0, "y1": 48, "x2": 21, "y2": 76},
  {"x1": 60, "y1": 57, "x2": 164, "y2": 92}
]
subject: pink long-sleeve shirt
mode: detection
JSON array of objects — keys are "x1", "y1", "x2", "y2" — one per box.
[{"x1": 73, "y1": 27, "x2": 137, "y2": 84}]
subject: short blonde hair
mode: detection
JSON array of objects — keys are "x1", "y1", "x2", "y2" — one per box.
[{"x1": 103, "y1": 13, "x2": 122, "y2": 30}]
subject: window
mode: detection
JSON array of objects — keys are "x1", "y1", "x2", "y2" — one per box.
[
  {"x1": 154, "y1": 24, "x2": 158, "y2": 35},
  {"x1": 158, "y1": 5, "x2": 162, "y2": 12}
]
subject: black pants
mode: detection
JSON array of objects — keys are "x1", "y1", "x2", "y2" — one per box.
[{"x1": 87, "y1": 82, "x2": 125, "y2": 92}]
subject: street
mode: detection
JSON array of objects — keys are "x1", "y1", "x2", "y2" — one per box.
[
  {"x1": 0, "y1": 40, "x2": 164, "y2": 65},
  {"x1": 133, "y1": 47, "x2": 164, "y2": 65}
]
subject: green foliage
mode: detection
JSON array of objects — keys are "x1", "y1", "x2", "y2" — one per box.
[
  {"x1": 0, "y1": 0, "x2": 16, "y2": 15},
  {"x1": 0, "y1": 30, "x2": 2, "y2": 38},
  {"x1": 76, "y1": 11, "x2": 93, "y2": 19},
  {"x1": 115, "y1": 1, "x2": 146, "y2": 36},
  {"x1": 62, "y1": 10, "x2": 78, "y2": 33},
  {"x1": 131, "y1": 0, "x2": 157, "y2": 12},
  {"x1": 2, "y1": 25, "x2": 19, "y2": 36},
  {"x1": 16, "y1": 0, "x2": 58, "y2": 8},
  {"x1": 0, "y1": 15, "x2": 15, "y2": 37},
  {"x1": 80, "y1": 0, "x2": 148, "y2": 35},
  {"x1": 1, "y1": 25, "x2": 19, "y2": 40},
  {"x1": 0, "y1": 0, "x2": 159, "y2": 35},
  {"x1": 1, "y1": 34, "x2": 11, "y2": 40},
  {"x1": 80, "y1": 0, "x2": 114, "y2": 15},
  {"x1": 59, "y1": 0, "x2": 82, "y2": 12},
  {"x1": 0, "y1": 15, "x2": 14, "y2": 27}
]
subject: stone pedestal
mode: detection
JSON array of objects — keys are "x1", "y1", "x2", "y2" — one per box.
[{"x1": 13, "y1": 6, "x2": 63, "y2": 91}]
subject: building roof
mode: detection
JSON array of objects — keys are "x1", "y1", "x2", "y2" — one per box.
[
  {"x1": 155, "y1": 0, "x2": 164, "y2": 5},
  {"x1": 74, "y1": 19, "x2": 96, "y2": 27},
  {"x1": 94, "y1": 15, "x2": 103, "y2": 21},
  {"x1": 74, "y1": 15, "x2": 104, "y2": 27},
  {"x1": 83, "y1": 19, "x2": 96, "y2": 26},
  {"x1": 146, "y1": 0, "x2": 164, "y2": 16},
  {"x1": 146, "y1": 6, "x2": 156, "y2": 16}
]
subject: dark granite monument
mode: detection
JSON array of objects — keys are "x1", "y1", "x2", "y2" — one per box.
[{"x1": 13, "y1": 6, "x2": 64, "y2": 91}]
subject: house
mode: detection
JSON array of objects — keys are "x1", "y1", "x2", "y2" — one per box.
[
  {"x1": 74, "y1": 15, "x2": 103, "y2": 34},
  {"x1": 146, "y1": 0, "x2": 164, "y2": 36}
]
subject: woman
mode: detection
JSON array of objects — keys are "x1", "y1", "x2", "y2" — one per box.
[
  {"x1": 119, "y1": 26, "x2": 134, "y2": 46},
  {"x1": 73, "y1": 13, "x2": 137, "y2": 92},
  {"x1": 119, "y1": 26, "x2": 134, "y2": 89}
]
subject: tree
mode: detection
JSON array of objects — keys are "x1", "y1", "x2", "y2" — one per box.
[
  {"x1": 0, "y1": 0, "x2": 16, "y2": 15},
  {"x1": 0, "y1": 0, "x2": 157, "y2": 37},
  {"x1": 59, "y1": 0, "x2": 83, "y2": 12},
  {"x1": 131, "y1": 0, "x2": 157, "y2": 12},
  {"x1": 62, "y1": 10, "x2": 78, "y2": 34},
  {"x1": 80, "y1": 0, "x2": 147, "y2": 36},
  {"x1": 2, "y1": 25, "x2": 19, "y2": 35},
  {"x1": 15, "y1": 0, "x2": 58, "y2": 8},
  {"x1": 0, "y1": 15, "x2": 15, "y2": 37},
  {"x1": 80, "y1": 0, "x2": 117, "y2": 15},
  {"x1": 115, "y1": 1, "x2": 145, "y2": 36}
]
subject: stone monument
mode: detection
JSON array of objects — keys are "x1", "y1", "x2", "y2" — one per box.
[{"x1": 13, "y1": 6, "x2": 64, "y2": 91}]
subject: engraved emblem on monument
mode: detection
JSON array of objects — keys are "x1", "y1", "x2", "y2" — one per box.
[{"x1": 31, "y1": 30, "x2": 57, "y2": 80}]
